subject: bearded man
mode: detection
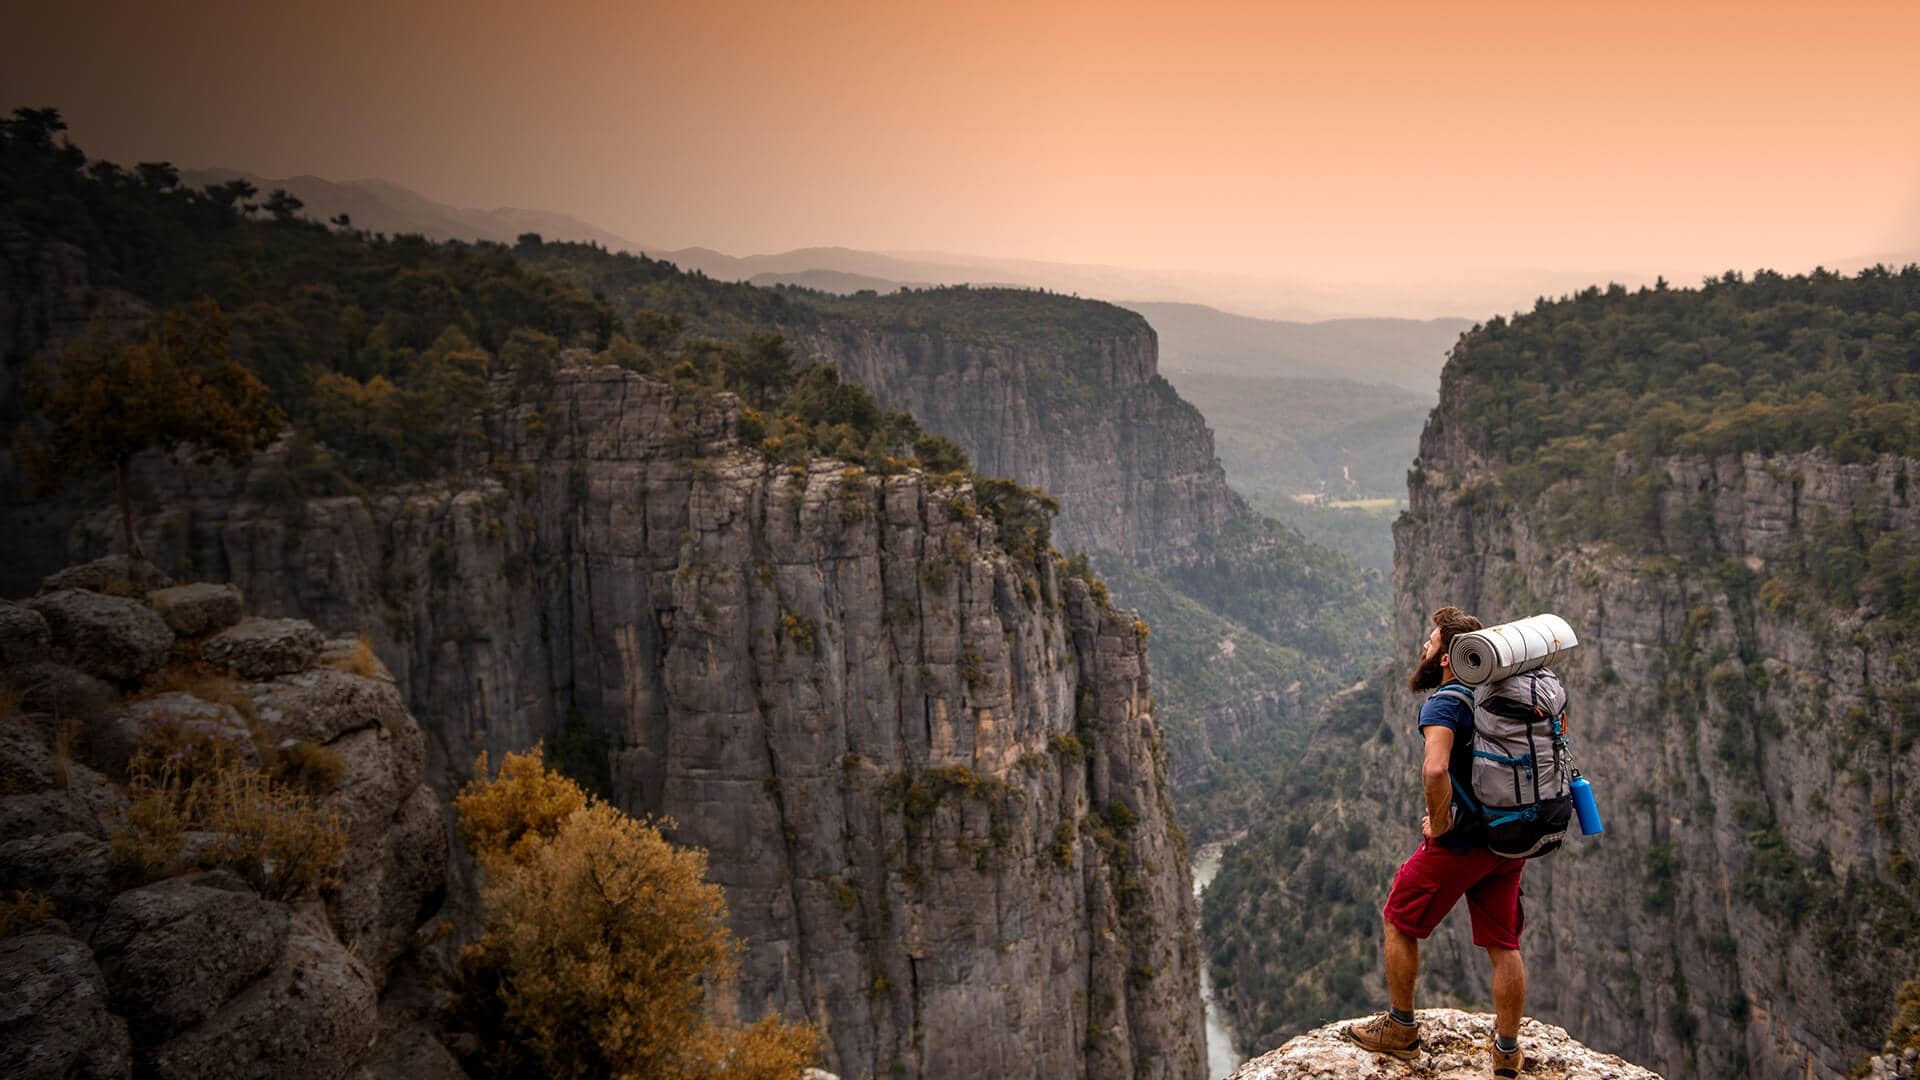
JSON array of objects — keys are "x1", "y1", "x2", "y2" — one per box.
[{"x1": 1341, "y1": 605, "x2": 1528, "y2": 1079}]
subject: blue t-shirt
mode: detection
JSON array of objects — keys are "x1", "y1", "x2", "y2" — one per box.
[{"x1": 1418, "y1": 681, "x2": 1483, "y2": 849}]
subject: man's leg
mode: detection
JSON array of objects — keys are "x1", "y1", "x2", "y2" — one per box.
[
  {"x1": 1488, "y1": 946, "x2": 1526, "y2": 1038},
  {"x1": 1385, "y1": 917, "x2": 1420, "y2": 1013}
]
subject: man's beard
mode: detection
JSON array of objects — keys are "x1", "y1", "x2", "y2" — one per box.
[{"x1": 1407, "y1": 652, "x2": 1445, "y2": 692}]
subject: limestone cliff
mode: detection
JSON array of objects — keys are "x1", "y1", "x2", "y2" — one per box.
[
  {"x1": 22, "y1": 363, "x2": 1206, "y2": 1079},
  {"x1": 789, "y1": 306, "x2": 1384, "y2": 816},
  {"x1": 803, "y1": 319, "x2": 1233, "y2": 564}
]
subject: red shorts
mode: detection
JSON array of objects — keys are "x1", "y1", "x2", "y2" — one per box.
[{"x1": 1382, "y1": 839, "x2": 1525, "y2": 950}]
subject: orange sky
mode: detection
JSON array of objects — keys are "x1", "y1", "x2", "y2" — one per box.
[{"x1": 7, "y1": 1, "x2": 1920, "y2": 307}]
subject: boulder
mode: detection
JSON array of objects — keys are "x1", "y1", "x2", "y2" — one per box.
[
  {"x1": 26, "y1": 589, "x2": 174, "y2": 682},
  {"x1": 332, "y1": 782, "x2": 447, "y2": 977},
  {"x1": 147, "y1": 582, "x2": 245, "y2": 638},
  {"x1": 3, "y1": 660, "x2": 116, "y2": 719},
  {"x1": 203, "y1": 617, "x2": 324, "y2": 679},
  {"x1": 0, "y1": 831, "x2": 114, "y2": 913},
  {"x1": 94, "y1": 691, "x2": 259, "y2": 775},
  {"x1": 39, "y1": 555, "x2": 174, "y2": 596},
  {"x1": 1228, "y1": 1010, "x2": 1663, "y2": 1080},
  {"x1": 0, "y1": 602, "x2": 51, "y2": 665},
  {"x1": 248, "y1": 667, "x2": 415, "y2": 747},
  {"x1": 0, "y1": 721, "x2": 127, "y2": 839},
  {"x1": 144, "y1": 907, "x2": 380, "y2": 1080},
  {"x1": 93, "y1": 871, "x2": 291, "y2": 1044},
  {"x1": 0, "y1": 926, "x2": 134, "y2": 1079},
  {"x1": 0, "y1": 715, "x2": 59, "y2": 793}
]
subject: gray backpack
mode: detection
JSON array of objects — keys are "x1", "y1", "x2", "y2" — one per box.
[{"x1": 1431, "y1": 668, "x2": 1574, "y2": 859}]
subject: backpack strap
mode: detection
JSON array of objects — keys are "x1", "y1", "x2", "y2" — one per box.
[{"x1": 1426, "y1": 684, "x2": 1484, "y2": 821}]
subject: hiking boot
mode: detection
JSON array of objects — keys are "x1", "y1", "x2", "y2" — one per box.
[
  {"x1": 1491, "y1": 1040, "x2": 1523, "y2": 1077},
  {"x1": 1340, "y1": 1012, "x2": 1421, "y2": 1060}
]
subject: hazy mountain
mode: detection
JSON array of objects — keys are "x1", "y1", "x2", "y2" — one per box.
[
  {"x1": 747, "y1": 268, "x2": 915, "y2": 293},
  {"x1": 1121, "y1": 301, "x2": 1472, "y2": 396},
  {"x1": 180, "y1": 169, "x2": 645, "y2": 250}
]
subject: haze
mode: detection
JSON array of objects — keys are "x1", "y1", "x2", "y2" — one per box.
[{"x1": 7, "y1": 0, "x2": 1920, "y2": 317}]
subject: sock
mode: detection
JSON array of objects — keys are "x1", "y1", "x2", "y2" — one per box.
[
  {"x1": 1389, "y1": 1007, "x2": 1416, "y2": 1027},
  {"x1": 1495, "y1": 1034, "x2": 1519, "y2": 1054}
]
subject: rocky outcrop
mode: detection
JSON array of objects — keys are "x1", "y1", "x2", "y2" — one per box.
[
  {"x1": 204, "y1": 616, "x2": 326, "y2": 678},
  {"x1": 0, "y1": 573, "x2": 450, "y2": 1079},
  {"x1": 17, "y1": 364, "x2": 1205, "y2": 1079},
  {"x1": 28, "y1": 589, "x2": 173, "y2": 682},
  {"x1": 148, "y1": 582, "x2": 245, "y2": 637},
  {"x1": 1229, "y1": 1009, "x2": 1662, "y2": 1080}
]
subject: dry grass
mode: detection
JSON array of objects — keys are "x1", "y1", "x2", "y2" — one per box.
[
  {"x1": 330, "y1": 635, "x2": 381, "y2": 679},
  {"x1": 114, "y1": 724, "x2": 348, "y2": 900},
  {"x1": 50, "y1": 718, "x2": 78, "y2": 790},
  {"x1": 0, "y1": 891, "x2": 54, "y2": 937},
  {"x1": 272, "y1": 740, "x2": 347, "y2": 794}
]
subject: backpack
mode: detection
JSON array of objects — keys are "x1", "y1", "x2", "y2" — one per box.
[{"x1": 1430, "y1": 668, "x2": 1574, "y2": 859}]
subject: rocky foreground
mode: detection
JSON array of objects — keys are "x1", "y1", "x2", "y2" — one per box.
[
  {"x1": 0, "y1": 556, "x2": 450, "y2": 1079},
  {"x1": 1229, "y1": 1009, "x2": 1663, "y2": 1080}
]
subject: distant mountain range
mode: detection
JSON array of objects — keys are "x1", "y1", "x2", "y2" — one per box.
[
  {"x1": 171, "y1": 170, "x2": 1427, "y2": 320},
  {"x1": 1121, "y1": 302, "x2": 1472, "y2": 396}
]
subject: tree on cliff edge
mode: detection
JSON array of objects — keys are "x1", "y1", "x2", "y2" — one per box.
[
  {"x1": 16, "y1": 300, "x2": 283, "y2": 573},
  {"x1": 453, "y1": 748, "x2": 819, "y2": 1080}
]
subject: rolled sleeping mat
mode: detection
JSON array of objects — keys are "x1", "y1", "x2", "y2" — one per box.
[{"x1": 1447, "y1": 612, "x2": 1579, "y2": 686}]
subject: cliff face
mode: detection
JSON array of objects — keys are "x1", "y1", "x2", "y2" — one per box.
[
  {"x1": 1386, "y1": 439, "x2": 1920, "y2": 1080},
  {"x1": 803, "y1": 320, "x2": 1235, "y2": 566},
  {"x1": 29, "y1": 363, "x2": 1206, "y2": 1080},
  {"x1": 797, "y1": 316, "x2": 1383, "y2": 810},
  {"x1": 1207, "y1": 373, "x2": 1920, "y2": 1079}
]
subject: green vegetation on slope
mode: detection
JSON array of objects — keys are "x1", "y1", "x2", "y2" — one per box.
[
  {"x1": 1199, "y1": 674, "x2": 1410, "y2": 1050},
  {"x1": 2, "y1": 109, "x2": 1060, "y2": 567},
  {"x1": 1445, "y1": 270, "x2": 1920, "y2": 496},
  {"x1": 1096, "y1": 556, "x2": 1327, "y2": 844},
  {"x1": 1153, "y1": 510, "x2": 1386, "y2": 673},
  {"x1": 1163, "y1": 372, "x2": 1429, "y2": 501}
]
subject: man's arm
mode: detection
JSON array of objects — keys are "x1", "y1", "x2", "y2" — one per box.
[{"x1": 1421, "y1": 725, "x2": 1454, "y2": 838}]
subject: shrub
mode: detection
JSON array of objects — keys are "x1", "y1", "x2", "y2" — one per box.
[
  {"x1": 454, "y1": 745, "x2": 588, "y2": 866},
  {"x1": 455, "y1": 749, "x2": 818, "y2": 1080}
]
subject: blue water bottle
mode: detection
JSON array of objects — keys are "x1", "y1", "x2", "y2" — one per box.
[{"x1": 1570, "y1": 771, "x2": 1604, "y2": 836}]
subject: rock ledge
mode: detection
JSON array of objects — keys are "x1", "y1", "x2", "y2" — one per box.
[{"x1": 1229, "y1": 1009, "x2": 1663, "y2": 1080}]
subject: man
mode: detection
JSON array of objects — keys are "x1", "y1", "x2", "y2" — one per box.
[{"x1": 1342, "y1": 606, "x2": 1528, "y2": 1079}]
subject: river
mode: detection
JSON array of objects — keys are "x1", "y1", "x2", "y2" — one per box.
[{"x1": 1191, "y1": 841, "x2": 1243, "y2": 1079}]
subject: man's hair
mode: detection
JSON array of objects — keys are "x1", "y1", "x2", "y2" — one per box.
[{"x1": 1432, "y1": 606, "x2": 1482, "y2": 651}]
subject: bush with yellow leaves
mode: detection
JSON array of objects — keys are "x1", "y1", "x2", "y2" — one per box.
[{"x1": 454, "y1": 747, "x2": 819, "y2": 1080}]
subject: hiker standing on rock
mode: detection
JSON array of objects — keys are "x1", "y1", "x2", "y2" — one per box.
[{"x1": 1343, "y1": 605, "x2": 1528, "y2": 1078}]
